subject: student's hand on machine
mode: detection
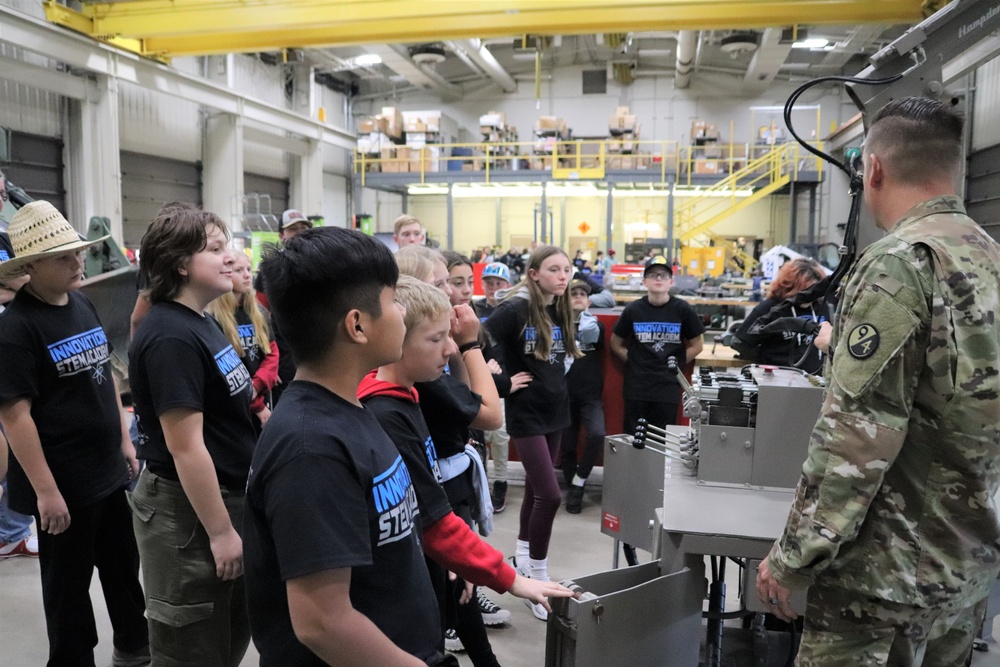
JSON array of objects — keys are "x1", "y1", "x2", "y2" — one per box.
[
  {"x1": 814, "y1": 321, "x2": 832, "y2": 353},
  {"x1": 509, "y1": 372, "x2": 533, "y2": 393},
  {"x1": 448, "y1": 571, "x2": 475, "y2": 604},
  {"x1": 508, "y1": 575, "x2": 576, "y2": 611},
  {"x1": 209, "y1": 526, "x2": 244, "y2": 581},
  {"x1": 37, "y1": 488, "x2": 71, "y2": 535},
  {"x1": 451, "y1": 304, "x2": 481, "y2": 346},
  {"x1": 487, "y1": 359, "x2": 503, "y2": 374}
]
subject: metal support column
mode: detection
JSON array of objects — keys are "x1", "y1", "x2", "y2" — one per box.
[
  {"x1": 606, "y1": 183, "x2": 614, "y2": 254},
  {"x1": 560, "y1": 196, "x2": 567, "y2": 248},
  {"x1": 789, "y1": 177, "x2": 798, "y2": 244},
  {"x1": 807, "y1": 184, "x2": 817, "y2": 245},
  {"x1": 401, "y1": 191, "x2": 409, "y2": 215},
  {"x1": 540, "y1": 183, "x2": 548, "y2": 244},
  {"x1": 667, "y1": 180, "x2": 675, "y2": 263},
  {"x1": 495, "y1": 198, "x2": 503, "y2": 248},
  {"x1": 447, "y1": 183, "x2": 454, "y2": 250},
  {"x1": 204, "y1": 111, "x2": 244, "y2": 233}
]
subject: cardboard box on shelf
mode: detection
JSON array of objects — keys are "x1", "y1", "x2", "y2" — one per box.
[
  {"x1": 480, "y1": 111, "x2": 506, "y2": 128},
  {"x1": 694, "y1": 161, "x2": 721, "y2": 175},
  {"x1": 536, "y1": 116, "x2": 559, "y2": 132},
  {"x1": 406, "y1": 133, "x2": 428, "y2": 148},
  {"x1": 691, "y1": 121, "x2": 720, "y2": 142},
  {"x1": 405, "y1": 119, "x2": 427, "y2": 133},
  {"x1": 609, "y1": 114, "x2": 638, "y2": 132},
  {"x1": 636, "y1": 154, "x2": 653, "y2": 169},
  {"x1": 381, "y1": 107, "x2": 404, "y2": 137},
  {"x1": 615, "y1": 106, "x2": 631, "y2": 116}
]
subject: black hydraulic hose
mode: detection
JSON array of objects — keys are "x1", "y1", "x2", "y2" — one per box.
[{"x1": 782, "y1": 74, "x2": 903, "y2": 177}]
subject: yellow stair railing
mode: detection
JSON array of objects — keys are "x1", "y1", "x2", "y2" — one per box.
[{"x1": 675, "y1": 143, "x2": 797, "y2": 244}]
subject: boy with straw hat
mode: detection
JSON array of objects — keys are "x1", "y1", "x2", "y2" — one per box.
[{"x1": 0, "y1": 201, "x2": 150, "y2": 666}]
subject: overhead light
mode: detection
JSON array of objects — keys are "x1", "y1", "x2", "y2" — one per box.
[
  {"x1": 354, "y1": 54, "x2": 383, "y2": 67},
  {"x1": 792, "y1": 38, "x2": 829, "y2": 49}
]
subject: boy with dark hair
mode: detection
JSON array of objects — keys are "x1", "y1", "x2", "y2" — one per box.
[
  {"x1": 359, "y1": 276, "x2": 571, "y2": 664},
  {"x1": 0, "y1": 201, "x2": 149, "y2": 666},
  {"x1": 610, "y1": 257, "x2": 705, "y2": 434},
  {"x1": 243, "y1": 226, "x2": 453, "y2": 667},
  {"x1": 560, "y1": 279, "x2": 606, "y2": 514}
]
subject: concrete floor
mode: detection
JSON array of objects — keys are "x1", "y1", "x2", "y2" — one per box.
[{"x1": 3, "y1": 482, "x2": 1000, "y2": 666}]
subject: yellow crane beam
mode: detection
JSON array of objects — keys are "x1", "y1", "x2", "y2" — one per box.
[{"x1": 44, "y1": 0, "x2": 925, "y2": 59}]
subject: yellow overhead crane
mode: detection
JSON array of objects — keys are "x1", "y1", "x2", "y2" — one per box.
[{"x1": 43, "y1": 0, "x2": 926, "y2": 59}]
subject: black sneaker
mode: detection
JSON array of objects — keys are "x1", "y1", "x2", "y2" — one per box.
[
  {"x1": 476, "y1": 589, "x2": 512, "y2": 626},
  {"x1": 566, "y1": 485, "x2": 584, "y2": 514},
  {"x1": 491, "y1": 480, "x2": 508, "y2": 513},
  {"x1": 444, "y1": 628, "x2": 465, "y2": 653}
]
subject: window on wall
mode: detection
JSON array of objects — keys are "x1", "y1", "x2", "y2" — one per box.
[{"x1": 583, "y1": 70, "x2": 608, "y2": 95}]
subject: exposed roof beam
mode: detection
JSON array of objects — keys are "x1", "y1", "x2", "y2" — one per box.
[
  {"x1": 447, "y1": 40, "x2": 517, "y2": 93},
  {"x1": 2, "y1": 5, "x2": 355, "y2": 150},
  {"x1": 743, "y1": 28, "x2": 793, "y2": 94},
  {"x1": 0, "y1": 54, "x2": 92, "y2": 99},
  {"x1": 43, "y1": 0, "x2": 925, "y2": 58},
  {"x1": 819, "y1": 24, "x2": 887, "y2": 71}
]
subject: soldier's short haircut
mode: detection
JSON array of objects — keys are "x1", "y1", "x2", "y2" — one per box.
[{"x1": 865, "y1": 97, "x2": 964, "y2": 185}]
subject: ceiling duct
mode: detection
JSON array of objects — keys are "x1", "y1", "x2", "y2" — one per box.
[
  {"x1": 447, "y1": 39, "x2": 517, "y2": 93},
  {"x1": 674, "y1": 30, "x2": 698, "y2": 89},
  {"x1": 719, "y1": 32, "x2": 760, "y2": 59},
  {"x1": 409, "y1": 44, "x2": 447, "y2": 66}
]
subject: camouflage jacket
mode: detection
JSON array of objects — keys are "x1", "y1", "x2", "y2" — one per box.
[{"x1": 769, "y1": 196, "x2": 1000, "y2": 607}]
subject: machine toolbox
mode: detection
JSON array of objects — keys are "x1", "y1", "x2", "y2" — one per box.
[{"x1": 546, "y1": 561, "x2": 703, "y2": 667}]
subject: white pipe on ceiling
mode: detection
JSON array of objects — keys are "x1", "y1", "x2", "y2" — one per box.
[{"x1": 675, "y1": 30, "x2": 698, "y2": 89}]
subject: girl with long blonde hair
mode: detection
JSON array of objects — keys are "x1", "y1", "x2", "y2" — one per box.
[
  {"x1": 484, "y1": 245, "x2": 580, "y2": 621},
  {"x1": 208, "y1": 252, "x2": 279, "y2": 430}
]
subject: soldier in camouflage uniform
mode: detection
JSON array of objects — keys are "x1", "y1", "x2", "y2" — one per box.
[{"x1": 756, "y1": 97, "x2": 1000, "y2": 665}]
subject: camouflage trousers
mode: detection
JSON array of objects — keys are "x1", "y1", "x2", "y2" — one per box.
[{"x1": 796, "y1": 584, "x2": 986, "y2": 667}]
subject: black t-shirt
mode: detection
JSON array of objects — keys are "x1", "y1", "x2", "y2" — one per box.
[
  {"x1": 413, "y1": 374, "x2": 482, "y2": 460},
  {"x1": 244, "y1": 381, "x2": 441, "y2": 666},
  {"x1": 128, "y1": 301, "x2": 256, "y2": 490},
  {"x1": 363, "y1": 395, "x2": 454, "y2": 530},
  {"x1": 0, "y1": 231, "x2": 13, "y2": 262},
  {"x1": 568, "y1": 320, "x2": 604, "y2": 401},
  {"x1": 472, "y1": 299, "x2": 497, "y2": 323},
  {"x1": 269, "y1": 315, "x2": 297, "y2": 404},
  {"x1": 485, "y1": 297, "x2": 570, "y2": 437},
  {"x1": 613, "y1": 296, "x2": 705, "y2": 403},
  {"x1": 0, "y1": 290, "x2": 127, "y2": 514},
  {"x1": 235, "y1": 306, "x2": 271, "y2": 379}
]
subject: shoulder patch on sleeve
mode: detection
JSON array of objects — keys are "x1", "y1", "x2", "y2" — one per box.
[{"x1": 847, "y1": 324, "x2": 879, "y2": 360}]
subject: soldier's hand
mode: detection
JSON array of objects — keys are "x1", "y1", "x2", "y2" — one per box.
[{"x1": 755, "y1": 558, "x2": 798, "y2": 622}]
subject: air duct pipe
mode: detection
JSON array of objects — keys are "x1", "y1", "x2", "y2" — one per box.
[{"x1": 675, "y1": 30, "x2": 699, "y2": 89}]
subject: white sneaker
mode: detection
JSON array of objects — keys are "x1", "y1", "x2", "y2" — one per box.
[
  {"x1": 509, "y1": 555, "x2": 530, "y2": 579},
  {"x1": 444, "y1": 628, "x2": 465, "y2": 653},
  {"x1": 0, "y1": 535, "x2": 38, "y2": 558},
  {"x1": 476, "y1": 589, "x2": 511, "y2": 626},
  {"x1": 524, "y1": 598, "x2": 548, "y2": 621}
]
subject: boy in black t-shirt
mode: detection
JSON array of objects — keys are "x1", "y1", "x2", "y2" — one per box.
[
  {"x1": 244, "y1": 227, "x2": 454, "y2": 667},
  {"x1": 0, "y1": 202, "x2": 149, "y2": 665},
  {"x1": 561, "y1": 279, "x2": 606, "y2": 514},
  {"x1": 611, "y1": 257, "x2": 705, "y2": 435}
]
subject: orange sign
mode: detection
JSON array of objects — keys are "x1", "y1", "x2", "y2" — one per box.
[{"x1": 578, "y1": 221, "x2": 591, "y2": 235}]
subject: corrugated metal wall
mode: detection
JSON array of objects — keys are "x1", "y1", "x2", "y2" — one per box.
[
  {"x1": 119, "y1": 81, "x2": 202, "y2": 162},
  {"x1": 232, "y1": 55, "x2": 289, "y2": 110},
  {"x1": 0, "y1": 43, "x2": 62, "y2": 138},
  {"x1": 972, "y1": 56, "x2": 1000, "y2": 152}
]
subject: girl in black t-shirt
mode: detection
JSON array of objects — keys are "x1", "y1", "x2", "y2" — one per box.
[
  {"x1": 484, "y1": 245, "x2": 580, "y2": 622},
  {"x1": 208, "y1": 252, "x2": 280, "y2": 432},
  {"x1": 128, "y1": 208, "x2": 256, "y2": 665}
]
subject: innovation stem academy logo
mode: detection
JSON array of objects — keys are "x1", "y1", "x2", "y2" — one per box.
[
  {"x1": 373, "y1": 455, "x2": 419, "y2": 547},
  {"x1": 214, "y1": 345, "x2": 252, "y2": 396},
  {"x1": 47, "y1": 327, "x2": 110, "y2": 381}
]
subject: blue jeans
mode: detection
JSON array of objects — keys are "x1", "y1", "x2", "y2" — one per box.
[{"x1": 0, "y1": 476, "x2": 33, "y2": 544}]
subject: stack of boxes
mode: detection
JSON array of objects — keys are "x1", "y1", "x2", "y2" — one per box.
[
  {"x1": 480, "y1": 111, "x2": 518, "y2": 170},
  {"x1": 403, "y1": 111, "x2": 442, "y2": 173},
  {"x1": 690, "y1": 120, "x2": 723, "y2": 175},
  {"x1": 357, "y1": 107, "x2": 406, "y2": 172},
  {"x1": 606, "y1": 107, "x2": 652, "y2": 170},
  {"x1": 531, "y1": 116, "x2": 570, "y2": 170}
]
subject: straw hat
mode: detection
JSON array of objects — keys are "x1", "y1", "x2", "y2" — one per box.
[{"x1": 0, "y1": 201, "x2": 108, "y2": 280}]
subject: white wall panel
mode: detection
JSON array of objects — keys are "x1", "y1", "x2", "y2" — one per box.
[
  {"x1": 973, "y1": 56, "x2": 1000, "y2": 152},
  {"x1": 322, "y1": 172, "x2": 348, "y2": 227},
  {"x1": 0, "y1": 0, "x2": 43, "y2": 18},
  {"x1": 231, "y1": 55, "x2": 288, "y2": 109},
  {"x1": 244, "y1": 140, "x2": 288, "y2": 179},
  {"x1": 118, "y1": 81, "x2": 201, "y2": 162},
  {"x1": 0, "y1": 79, "x2": 61, "y2": 137}
]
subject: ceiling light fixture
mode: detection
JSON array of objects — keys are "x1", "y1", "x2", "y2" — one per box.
[
  {"x1": 792, "y1": 38, "x2": 829, "y2": 49},
  {"x1": 353, "y1": 53, "x2": 383, "y2": 67}
]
